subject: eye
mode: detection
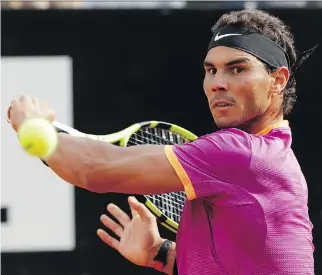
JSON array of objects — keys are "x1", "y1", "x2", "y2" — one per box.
[
  {"x1": 208, "y1": 68, "x2": 217, "y2": 75},
  {"x1": 231, "y1": 67, "x2": 244, "y2": 74}
]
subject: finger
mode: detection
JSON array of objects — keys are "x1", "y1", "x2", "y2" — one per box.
[
  {"x1": 130, "y1": 207, "x2": 140, "y2": 219},
  {"x1": 107, "y1": 203, "x2": 131, "y2": 227},
  {"x1": 32, "y1": 96, "x2": 38, "y2": 104},
  {"x1": 6, "y1": 99, "x2": 18, "y2": 122},
  {"x1": 19, "y1": 94, "x2": 32, "y2": 104},
  {"x1": 6, "y1": 104, "x2": 13, "y2": 122},
  {"x1": 100, "y1": 214, "x2": 123, "y2": 238},
  {"x1": 128, "y1": 196, "x2": 155, "y2": 222},
  {"x1": 46, "y1": 108, "x2": 56, "y2": 122},
  {"x1": 127, "y1": 197, "x2": 140, "y2": 218},
  {"x1": 97, "y1": 229, "x2": 120, "y2": 251}
]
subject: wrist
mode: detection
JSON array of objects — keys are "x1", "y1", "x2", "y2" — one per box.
[
  {"x1": 147, "y1": 238, "x2": 166, "y2": 267},
  {"x1": 162, "y1": 242, "x2": 176, "y2": 275},
  {"x1": 148, "y1": 239, "x2": 176, "y2": 274}
]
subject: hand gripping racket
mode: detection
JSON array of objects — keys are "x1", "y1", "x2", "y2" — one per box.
[{"x1": 52, "y1": 120, "x2": 198, "y2": 233}]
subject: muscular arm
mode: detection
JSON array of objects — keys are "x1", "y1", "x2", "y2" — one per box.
[{"x1": 45, "y1": 133, "x2": 184, "y2": 194}]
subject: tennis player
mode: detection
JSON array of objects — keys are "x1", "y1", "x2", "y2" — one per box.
[{"x1": 8, "y1": 9, "x2": 315, "y2": 275}]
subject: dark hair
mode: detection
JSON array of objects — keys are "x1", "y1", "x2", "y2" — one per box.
[{"x1": 212, "y1": 9, "x2": 297, "y2": 115}]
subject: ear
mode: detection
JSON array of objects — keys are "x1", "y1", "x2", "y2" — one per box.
[{"x1": 270, "y1": 67, "x2": 290, "y2": 94}]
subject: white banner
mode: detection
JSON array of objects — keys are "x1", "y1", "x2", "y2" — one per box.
[{"x1": 1, "y1": 56, "x2": 76, "y2": 252}]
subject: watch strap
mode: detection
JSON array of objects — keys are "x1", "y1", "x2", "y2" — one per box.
[{"x1": 152, "y1": 240, "x2": 172, "y2": 272}]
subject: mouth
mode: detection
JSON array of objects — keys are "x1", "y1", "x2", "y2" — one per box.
[{"x1": 212, "y1": 101, "x2": 234, "y2": 108}]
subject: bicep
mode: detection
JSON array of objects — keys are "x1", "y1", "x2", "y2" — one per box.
[{"x1": 86, "y1": 145, "x2": 184, "y2": 194}]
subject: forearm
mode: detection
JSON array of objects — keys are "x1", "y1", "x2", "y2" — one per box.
[
  {"x1": 45, "y1": 133, "x2": 174, "y2": 194},
  {"x1": 45, "y1": 133, "x2": 126, "y2": 190}
]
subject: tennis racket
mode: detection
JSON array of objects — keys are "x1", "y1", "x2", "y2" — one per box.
[{"x1": 52, "y1": 120, "x2": 198, "y2": 233}]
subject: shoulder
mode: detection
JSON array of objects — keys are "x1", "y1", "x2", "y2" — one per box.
[
  {"x1": 167, "y1": 128, "x2": 252, "y2": 173},
  {"x1": 201, "y1": 128, "x2": 251, "y2": 147},
  {"x1": 186, "y1": 128, "x2": 253, "y2": 156}
]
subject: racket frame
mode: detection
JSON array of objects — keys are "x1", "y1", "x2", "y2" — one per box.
[{"x1": 53, "y1": 120, "x2": 198, "y2": 233}]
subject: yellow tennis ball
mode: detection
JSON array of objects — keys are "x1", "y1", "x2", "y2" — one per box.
[{"x1": 18, "y1": 117, "x2": 58, "y2": 159}]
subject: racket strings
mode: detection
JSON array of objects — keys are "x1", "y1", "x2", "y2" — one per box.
[
  {"x1": 145, "y1": 192, "x2": 186, "y2": 223},
  {"x1": 127, "y1": 127, "x2": 188, "y2": 222},
  {"x1": 127, "y1": 128, "x2": 189, "y2": 146}
]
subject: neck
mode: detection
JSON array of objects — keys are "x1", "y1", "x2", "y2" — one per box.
[{"x1": 239, "y1": 112, "x2": 284, "y2": 135}]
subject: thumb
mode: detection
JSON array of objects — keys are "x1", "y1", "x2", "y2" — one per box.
[{"x1": 128, "y1": 196, "x2": 154, "y2": 221}]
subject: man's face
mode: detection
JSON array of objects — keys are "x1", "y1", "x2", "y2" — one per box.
[{"x1": 203, "y1": 46, "x2": 275, "y2": 129}]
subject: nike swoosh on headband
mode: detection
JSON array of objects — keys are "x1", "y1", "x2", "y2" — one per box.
[
  {"x1": 214, "y1": 32, "x2": 242, "y2": 41},
  {"x1": 208, "y1": 26, "x2": 290, "y2": 68}
]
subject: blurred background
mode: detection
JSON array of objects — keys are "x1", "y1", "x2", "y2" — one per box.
[{"x1": 1, "y1": 1, "x2": 321, "y2": 275}]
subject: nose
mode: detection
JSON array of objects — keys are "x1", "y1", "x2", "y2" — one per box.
[{"x1": 210, "y1": 73, "x2": 228, "y2": 93}]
